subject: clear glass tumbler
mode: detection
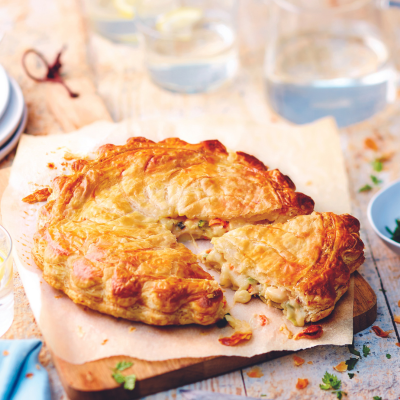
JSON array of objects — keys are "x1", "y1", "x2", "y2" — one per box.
[
  {"x1": 265, "y1": 0, "x2": 398, "y2": 127},
  {"x1": 83, "y1": 0, "x2": 138, "y2": 44},
  {"x1": 0, "y1": 225, "x2": 12, "y2": 337},
  {"x1": 137, "y1": 0, "x2": 239, "y2": 93}
]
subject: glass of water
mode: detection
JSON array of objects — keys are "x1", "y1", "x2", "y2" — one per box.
[
  {"x1": 83, "y1": 0, "x2": 138, "y2": 44},
  {"x1": 265, "y1": 0, "x2": 398, "y2": 127},
  {"x1": 136, "y1": 0, "x2": 239, "y2": 93},
  {"x1": 0, "y1": 225, "x2": 12, "y2": 337}
]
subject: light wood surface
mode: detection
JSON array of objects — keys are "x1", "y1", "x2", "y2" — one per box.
[
  {"x1": 52, "y1": 271, "x2": 376, "y2": 400},
  {"x1": 0, "y1": 1, "x2": 399, "y2": 399}
]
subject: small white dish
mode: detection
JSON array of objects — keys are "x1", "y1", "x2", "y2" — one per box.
[
  {"x1": 367, "y1": 179, "x2": 400, "y2": 255},
  {"x1": 0, "y1": 65, "x2": 10, "y2": 120},
  {"x1": 0, "y1": 76, "x2": 25, "y2": 148},
  {"x1": 0, "y1": 104, "x2": 27, "y2": 161}
]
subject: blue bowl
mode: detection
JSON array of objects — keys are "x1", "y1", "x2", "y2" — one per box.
[{"x1": 368, "y1": 179, "x2": 400, "y2": 255}]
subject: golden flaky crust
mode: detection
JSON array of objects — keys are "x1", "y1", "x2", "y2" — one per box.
[
  {"x1": 28, "y1": 137, "x2": 314, "y2": 326},
  {"x1": 201, "y1": 212, "x2": 365, "y2": 325}
]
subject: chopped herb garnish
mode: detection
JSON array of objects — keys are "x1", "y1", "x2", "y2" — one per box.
[
  {"x1": 359, "y1": 184, "x2": 372, "y2": 193},
  {"x1": 348, "y1": 345, "x2": 361, "y2": 357},
  {"x1": 348, "y1": 373, "x2": 355, "y2": 379},
  {"x1": 336, "y1": 391, "x2": 346, "y2": 399},
  {"x1": 176, "y1": 221, "x2": 186, "y2": 230},
  {"x1": 363, "y1": 345, "x2": 371, "y2": 358},
  {"x1": 198, "y1": 220, "x2": 207, "y2": 228},
  {"x1": 386, "y1": 219, "x2": 400, "y2": 243},
  {"x1": 373, "y1": 397, "x2": 382, "y2": 400},
  {"x1": 371, "y1": 175, "x2": 382, "y2": 185},
  {"x1": 111, "y1": 361, "x2": 136, "y2": 391},
  {"x1": 345, "y1": 358, "x2": 358, "y2": 371},
  {"x1": 320, "y1": 372, "x2": 341, "y2": 390},
  {"x1": 247, "y1": 277, "x2": 258, "y2": 284},
  {"x1": 379, "y1": 289, "x2": 387, "y2": 293},
  {"x1": 115, "y1": 361, "x2": 133, "y2": 371},
  {"x1": 372, "y1": 159, "x2": 383, "y2": 172},
  {"x1": 261, "y1": 395, "x2": 267, "y2": 397},
  {"x1": 386, "y1": 354, "x2": 391, "y2": 359}
]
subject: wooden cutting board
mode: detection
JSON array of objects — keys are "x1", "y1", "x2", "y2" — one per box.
[{"x1": 53, "y1": 271, "x2": 376, "y2": 400}]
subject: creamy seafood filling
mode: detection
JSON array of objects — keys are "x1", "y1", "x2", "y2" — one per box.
[{"x1": 203, "y1": 252, "x2": 307, "y2": 327}]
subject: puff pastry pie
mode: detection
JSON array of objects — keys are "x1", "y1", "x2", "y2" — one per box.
[
  {"x1": 200, "y1": 212, "x2": 365, "y2": 326},
  {"x1": 26, "y1": 137, "x2": 314, "y2": 326}
]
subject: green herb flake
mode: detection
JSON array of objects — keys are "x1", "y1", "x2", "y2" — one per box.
[
  {"x1": 386, "y1": 354, "x2": 391, "y2": 359},
  {"x1": 348, "y1": 345, "x2": 361, "y2": 358},
  {"x1": 198, "y1": 220, "x2": 206, "y2": 228},
  {"x1": 345, "y1": 358, "x2": 359, "y2": 371},
  {"x1": 363, "y1": 345, "x2": 371, "y2": 358},
  {"x1": 385, "y1": 219, "x2": 400, "y2": 243},
  {"x1": 371, "y1": 175, "x2": 382, "y2": 185},
  {"x1": 379, "y1": 289, "x2": 387, "y2": 293},
  {"x1": 115, "y1": 361, "x2": 133, "y2": 371},
  {"x1": 348, "y1": 373, "x2": 355, "y2": 379},
  {"x1": 176, "y1": 221, "x2": 186, "y2": 230},
  {"x1": 336, "y1": 391, "x2": 347, "y2": 399},
  {"x1": 359, "y1": 184, "x2": 372, "y2": 193},
  {"x1": 247, "y1": 277, "x2": 258, "y2": 284},
  {"x1": 111, "y1": 361, "x2": 136, "y2": 391},
  {"x1": 373, "y1": 397, "x2": 382, "y2": 400},
  {"x1": 123, "y1": 374, "x2": 137, "y2": 390},
  {"x1": 372, "y1": 159, "x2": 383, "y2": 172},
  {"x1": 320, "y1": 372, "x2": 341, "y2": 391}
]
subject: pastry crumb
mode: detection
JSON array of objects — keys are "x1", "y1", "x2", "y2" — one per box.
[
  {"x1": 306, "y1": 181, "x2": 313, "y2": 186},
  {"x1": 26, "y1": 373, "x2": 34, "y2": 379},
  {"x1": 307, "y1": 361, "x2": 313, "y2": 365},
  {"x1": 101, "y1": 339, "x2": 108, "y2": 345},
  {"x1": 2, "y1": 350, "x2": 9, "y2": 356},
  {"x1": 76, "y1": 326, "x2": 85, "y2": 338},
  {"x1": 54, "y1": 295, "x2": 62, "y2": 299},
  {"x1": 334, "y1": 361, "x2": 348, "y2": 372},
  {"x1": 35, "y1": 364, "x2": 41, "y2": 370},
  {"x1": 129, "y1": 327, "x2": 136, "y2": 333},
  {"x1": 293, "y1": 355, "x2": 305, "y2": 366},
  {"x1": 394, "y1": 315, "x2": 400, "y2": 324},
  {"x1": 279, "y1": 324, "x2": 293, "y2": 339},
  {"x1": 294, "y1": 325, "x2": 323, "y2": 340},
  {"x1": 47, "y1": 162, "x2": 56, "y2": 169},
  {"x1": 246, "y1": 366, "x2": 264, "y2": 378},
  {"x1": 372, "y1": 325, "x2": 393, "y2": 338},
  {"x1": 296, "y1": 378, "x2": 309, "y2": 389}
]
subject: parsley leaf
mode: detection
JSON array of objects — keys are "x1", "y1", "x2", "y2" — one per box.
[
  {"x1": 373, "y1": 397, "x2": 382, "y2": 400},
  {"x1": 372, "y1": 159, "x2": 383, "y2": 172},
  {"x1": 345, "y1": 358, "x2": 359, "y2": 371},
  {"x1": 198, "y1": 220, "x2": 206, "y2": 228},
  {"x1": 111, "y1": 361, "x2": 136, "y2": 391},
  {"x1": 386, "y1": 354, "x2": 391, "y2": 359},
  {"x1": 336, "y1": 391, "x2": 346, "y2": 399},
  {"x1": 348, "y1": 345, "x2": 361, "y2": 357},
  {"x1": 359, "y1": 184, "x2": 372, "y2": 193},
  {"x1": 112, "y1": 371, "x2": 126, "y2": 384},
  {"x1": 123, "y1": 374, "x2": 136, "y2": 390},
  {"x1": 320, "y1": 372, "x2": 341, "y2": 391},
  {"x1": 363, "y1": 345, "x2": 371, "y2": 358},
  {"x1": 115, "y1": 361, "x2": 133, "y2": 371},
  {"x1": 371, "y1": 175, "x2": 382, "y2": 185},
  {"x1": 348, "y1": 373, "x2": 355, "y2": 379}
]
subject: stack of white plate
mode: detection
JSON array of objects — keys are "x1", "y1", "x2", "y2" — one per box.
[{"x1": 0, "y1": 65, "x2": 27, "y2": 160}]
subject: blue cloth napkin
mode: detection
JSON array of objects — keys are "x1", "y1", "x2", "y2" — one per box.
[{"x1": 0, "y1": 340, "x2": 50, "y2": 400}]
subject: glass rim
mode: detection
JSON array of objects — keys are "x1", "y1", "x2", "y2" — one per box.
[
  {"x1": 272, "y1": 0, "x2": 373, "y2": 14},
  {"x1": 0, "y1": 225, "x2": 12, "y2": 264}
]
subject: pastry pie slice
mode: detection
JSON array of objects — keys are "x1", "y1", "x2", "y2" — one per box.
[
  {"x1": 200, "y1": 212, "x2": 365, "y2": 326},
  {"x1": 33, "y1": 212, "x2": 226, "y2": 325}
]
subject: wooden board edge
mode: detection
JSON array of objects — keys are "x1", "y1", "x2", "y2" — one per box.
[{"x1": 52, "y1": 271, "x2": 377, "y2": 400}]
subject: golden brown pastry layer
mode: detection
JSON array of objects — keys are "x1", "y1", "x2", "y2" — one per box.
[
  {"x1": 200, "y1": 212, "x2": 365, "y2": 326},
  {"x1": 26, "y1": 137, "x2": 315, "y2": 326}
]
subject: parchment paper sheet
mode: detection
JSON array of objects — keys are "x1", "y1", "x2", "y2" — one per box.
[{"x1": 2, "y1": 116, "x2": 354, "y2": 364}]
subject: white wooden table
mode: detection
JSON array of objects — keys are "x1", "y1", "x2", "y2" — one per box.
[{"x1": 0, "y1": 1, "x2": 399, "y2": 399}]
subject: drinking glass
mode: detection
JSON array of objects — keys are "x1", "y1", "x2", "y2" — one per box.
[
  {"x1": 0, "y1": 225, "x2": 13, "y2": 337},
  {"x1": 265, "y1": 0, "x2": 398, "y2": 127},
  {"x1": 83, "y1": 0, "x2": 138, "y2": 44},
  {"x1": 136, "y1": 0, "x2": 239, "y2": 93}
]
